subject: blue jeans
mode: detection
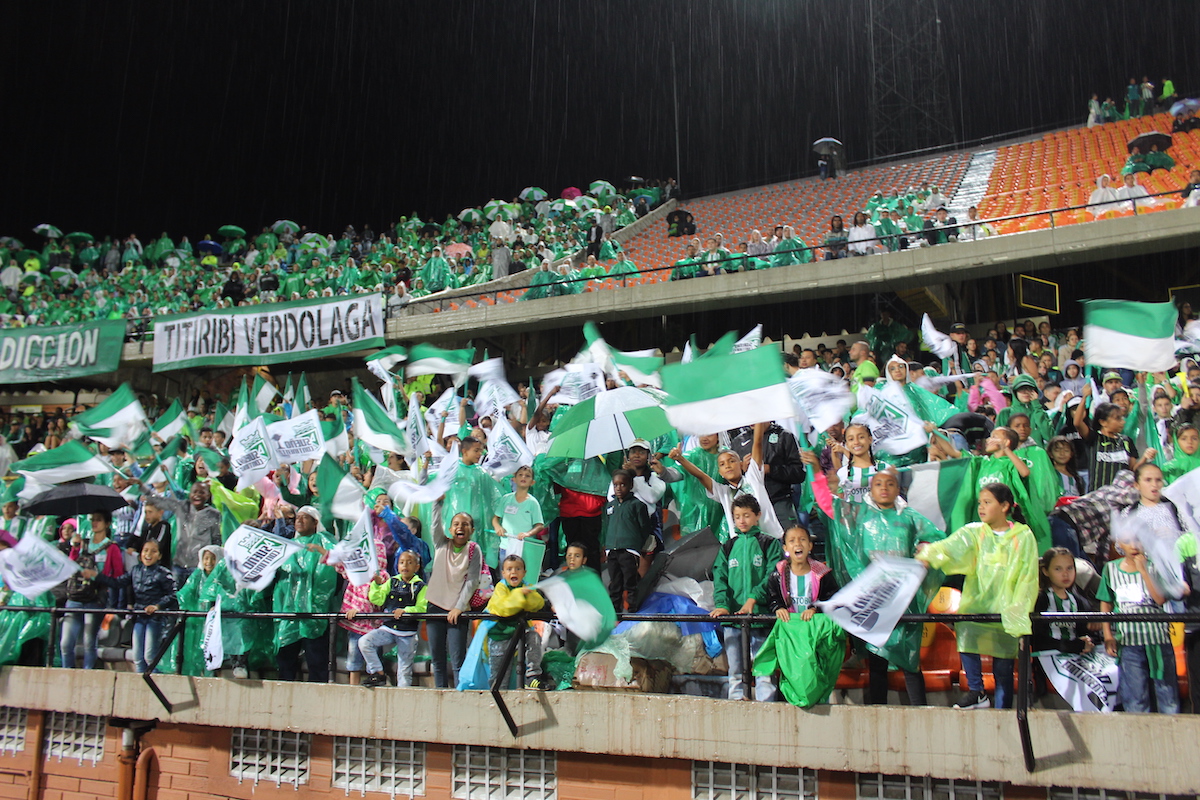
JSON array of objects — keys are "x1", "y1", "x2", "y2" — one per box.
[
  {"x1": 1049, "y1": 516, "x2": 1081, "y2": 557},
  {"x1": 723, "y1": 626, "x2": 775, "y2": 701},
  {"x1": 132, "y1": 617, "x2": 165, "y2": 674},
  {"x1": 346, "y1": 631, "x2": 366, "y2": 673},
  {"x1": 359, "y1": 627, "x2": 419, "y2": 685},
  {"x1": 960, "y1": 652, "x2": 1016, "y2": 709},
  {"x1": 60, "y1": 600, "x2": 102, "y2": 669},
  {"x1": 1118, "y1": 643, "x2": 1179, "y2": 713},
  {"x1": 426, "y1": 604, "x2": 468, "y2": 688}
]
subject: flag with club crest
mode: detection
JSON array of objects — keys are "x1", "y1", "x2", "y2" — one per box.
[{"x1": 324, "y1": 509, "x2": 380, "y2": 587}]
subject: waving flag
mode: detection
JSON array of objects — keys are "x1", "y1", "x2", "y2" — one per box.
[
  {"x1": 351, "y1": 379, "x2": 408, "y2": 454},
  {"x1": 660, "y1": 345, "x2": 793, "y2": 435},
  {"x1": 152, "y1": 398, "x2": 188, "y2": 440},
  {"x1": 535, "y1": 568, "x2": 616, "y2": 650},
  {"x1": 324, "y1": 509, "x2": 380, "y2": 587},
  {"x1": 13, "y1": 440, "x2": 111, "y2": 485},
  {"x1": 68, "y1": 384, "x2": 147, "y2": 448},
  {"x1": 1083, "y1": 300, "x2": 1177, "y2": 372}
]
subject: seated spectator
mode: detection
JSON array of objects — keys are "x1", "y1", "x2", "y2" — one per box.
[
  {"x1": 1087, "y1": 174, "x2": 1120, "y2": 218},
  {"x1": 847, "y1": 212, "x2": 882, "y2": 256},
  {"x1": 821, "y1": 216, "x2": 849, "y2": 260},
  {"x1": 1121, "y1": 147, "x2": 1151, "y2": 176},
  {"x1": 923, "y1": 207, "x2": 958, "y2": 246},
  {"x1": 1115, "y1": 173, "x2": 1153, "y2": 212},
  {"x1": 958, "y1": 206, "x2": 995, "y2": 241}
]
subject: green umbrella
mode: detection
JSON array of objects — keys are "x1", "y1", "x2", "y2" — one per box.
[
  {"x1": 33, "y1": 224, "x2": 63, "y2": 239},
  {"x1": 299, "y1": 232, "x2": 330, "y2": 251},
  {"x1": 483, "y1": 200, "x2": 508, "y2": 220},
  {"x1": 588, "y1": 180, "x2": 616, "y2": 197},
  {"x1": 218, "y1": 224, "x2": 246, "y2": 238},
  {"x1": 458, "y1": 208, "x2": 484, "y2": 224},
  {"x1": 272, "y1": 219, "x2": 300, "y2": 234},
  {"x1": 64, "y1": 231, "x2": 94, "y2": 245},
  {"x1": 0, "y1": 237, "x2": 24, "y2": 249},
  {"x1": 574, "y1": 195, "x2": 599, "y2": 211},
  {"x1": 547, "y1": 387, "x2": 673, "y2": 459},
  {"x1": 519, "y1": 186, "x2": 548, "y2": 202},
  {"x1": 549, "y1": 198, "x2": 578, "y2": 213}
]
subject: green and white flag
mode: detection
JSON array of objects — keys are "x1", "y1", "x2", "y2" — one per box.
[
  {"x1": 405, "y1": 343, "x2": 475, "y2": 385},
  {"x1": 351, "y1": 379, "x2": 408, "y2": 454},
  {"x1": 316, "y1": 453, "x2": 365, "y2": 522},
  {"x1": 1083, "y1": 299, "x2": 1177, "y2": 372},
  {"x1": 266, "y1": 410, "x2": 326, "y2": 465},
  {"x1": 578, "y1": 322, "x2": 664, "y2": 388},
  {"x1": 732, "y1": 323, "x2": 764, "y2": 353},
  {"x1": 406, "y1": 393, "x2": 431, "y2": 459},
  {"x1": 252, "y1": 374, "x2": 278, "y2": 413},
  {"x1": 141, "y1": 435, "x2": 187, "y2": 487},
  {"x1": 660, "y1": 344, "x2": 793, "y2": 435},
  {"x1": 152, "y1": 399, "x2": 188, "y2": 440},
  {"x1": 224, "y1": 524, "x2": 305, "y2": 591},
  {"x1": 214, "y1": 401, "x2": 236, "y2": 437},
  {"x1": 321, "y1": 419, "x2": 349, "y2": 457},
  {"x1": 481, "y1": 415, "x2": 534, "y2": 479},
  {"x1": 292, "y1": 372, "x2": 312, "y2": 417},
  {"x1": 68, "y1": 383, "x2": 147, "y2": 448},
  {"x1": 855, "y1": 383, "x2": 928, "y2": 456},
  {"x1": 818, "y1": 555, "x2": 927, "y2": 647},
  {"x1": 281, "y1": 374, "x2": 294, "y2": 405},
  {"x1": 229, "y1": 417, "x2": 274, "y2": 490},
  {"x1": 232, "y1": 380, "x2": 251, "y2": 431},
  {"x1": 897, "y1": 458, "x2": 971, "y2": 531},
  {"x1": 0, "y1": 533, "x2": 80, "y2": 597},
  {"x1": 535, "y1": 567, "x2": 616, "y2": 650},
  {"x1": 13, "y1": 440, "x2": 111, "y2": 485},
  {"x1": 201, "y1": 595, "x2": 224, "y2": 671},
  {"x1": 324, "y1": 509, "x2": 379, "y2": 587},
  {"x1": 366, "y1": 345, "x2": 409, "y2": 380}
]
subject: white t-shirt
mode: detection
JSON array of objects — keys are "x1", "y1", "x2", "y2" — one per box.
[{"x1": 706, "y1": 460, "x2": 782, "y2": 539}]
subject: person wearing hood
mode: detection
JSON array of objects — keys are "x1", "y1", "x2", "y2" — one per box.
[
  {"x1": 996, "y1": 375, "x2": 1054, "y2": 447},
  {"x1": 420, "y1": 247, "x2": 451, "y2": 293},
  {"x1": 273, "y1": 505, "x2": 337, "y2": 682},
  {"x1": 1088, "y1": 174, "x2": 1120, "y2": 218},
  {"x1": 813, "y1": 466, "x2": 947, "y2": 705},
  {"x1": 1114, "y1": 172, "x2": 1154, "y2": 214},
  {"x1": 1060, "y1": 360, "x2": 1086, "y2": 396}
]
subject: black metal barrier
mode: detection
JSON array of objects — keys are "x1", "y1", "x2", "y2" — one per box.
[{"x1": 31, "y1": 606, "x2": 1200, "y2": 770}]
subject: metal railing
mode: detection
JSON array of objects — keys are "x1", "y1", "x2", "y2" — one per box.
[{"x1": 18, "y1": 604, "x2": 1200, "y2": 771}]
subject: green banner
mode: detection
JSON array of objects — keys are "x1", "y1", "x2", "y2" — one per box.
[
  {"x1": 151, "y1": 293, "x2": 385, "y2": 372},
  {"x1": 0, "y1": 319, "x2": 126, "y2": 384}
]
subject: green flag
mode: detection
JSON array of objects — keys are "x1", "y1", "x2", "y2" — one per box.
[{"x1": 350, "y1": 378, "x2": 408, "y2": 454}]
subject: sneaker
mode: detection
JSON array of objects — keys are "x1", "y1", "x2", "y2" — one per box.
[
  {"x1": 524, "y1": 676, "x2": 543, "y2": 690},
  {"x1": 232, "y1": 666, "x2": 249, "y2": 680},
  {"x1": 953, "y1": 690, "x2": 990, "y2": 709},
  {"x1": 362, "y1": 672, "x2": 388, "y2": 688}
]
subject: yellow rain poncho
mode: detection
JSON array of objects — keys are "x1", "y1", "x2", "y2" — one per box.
[{"x1": 917, "y1": 521, "x2": 1039, "y2": 658}]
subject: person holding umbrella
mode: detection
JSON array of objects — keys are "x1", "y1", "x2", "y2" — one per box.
[{"x1": 62, "y1": 510, "x2": 125, "y2": 669}]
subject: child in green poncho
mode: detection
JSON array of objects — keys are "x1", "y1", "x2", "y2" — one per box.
[
  {"x1": 918, "y1": 482, "x2": 1039, "y2": 709},
  {"x1": 1162, "y1": 424, "x2": 1200, "y2": 484},
  {"x1": 710, "y1": 494, "x2": 783, "y2": 701},
  {"x1": 815, "y1": 466, "x2": 946, "y2": 705}
]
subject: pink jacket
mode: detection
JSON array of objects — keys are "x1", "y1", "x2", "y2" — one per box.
[
  {"x1": 968, "y1": 380, "x2": 1007, "y2": 413},
  {"x1": 332, "y1": 515, "x2": 391, "y2": 635}
]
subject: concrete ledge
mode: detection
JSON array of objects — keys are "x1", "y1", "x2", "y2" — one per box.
[{"x1": 2, "y1": 667, "x2": 1197, "y2": 795}]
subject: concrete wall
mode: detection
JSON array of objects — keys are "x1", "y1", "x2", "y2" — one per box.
[{"x1": 2, "y1": 668, "x2": 1197, "y2": 796}]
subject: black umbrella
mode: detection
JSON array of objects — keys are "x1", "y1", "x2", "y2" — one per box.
[
  {"x1": 24, "y1": 483, "x2": 128, "y2": 517},
  {"x1": 1128, "y1": 131, "x2": 1172, "y2": 153}
]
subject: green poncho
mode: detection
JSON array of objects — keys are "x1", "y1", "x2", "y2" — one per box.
[
  {"x1": 950, "y1": 451, "x2": 1056, "y2": 552},
  {"x1": 1163, "y1": 449, "x2": 1200, "y2": 484},
  {"x1": 441, "y1": 462, "x2": 504, "y2": 568},
  {"x1": 753, "y1": 614, "x2": 846, "y2": 707},
  {"x1": 272, "y1": 531, "x2": 337, "y2": 650},
  {"x1": 917, "y1": 521, "x2": 1039, "y2": 658},
  {"x1": 607, "y1": 257, "x2": 637, "y2": 277},
  {"x1": 672, "y1": 446, "x2": 724, "y2": 536},
  {"x1": 521, "y1": 269, "x2": 559, "y2": 301},
  {"x1": 865, "y1": 320, "x2": 912, "y2": 361},
  {"x1": 0, "y1": 590, "x2": 52, "y2": 667},
  {"x1": 824, "y1": 496, "x2": 945, "y2": 672},
  {"x1": 996, "y1": 400, "x2": 1054, "y2": 447},
  {"x1": 420, "y1": 256, "x2": 451, "y2": 292}
]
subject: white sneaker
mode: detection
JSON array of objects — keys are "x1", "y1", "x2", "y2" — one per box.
[{"x1": 232, "y1": 666, "x2": 249, "y2": 680}]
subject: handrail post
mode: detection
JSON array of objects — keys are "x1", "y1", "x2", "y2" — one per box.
[
  {"x1": 327, "y1": 617, "x2": 338, "y2": 684},
  {"x1": 46, "y1": 610, "x2": 59, "y2": 668},
  {"x1": 741, "y1": 617, "x2": 753, "y2": 701},
  {"x1": 1016, "y1": 635, "x2": 1036, "y2": 772}
]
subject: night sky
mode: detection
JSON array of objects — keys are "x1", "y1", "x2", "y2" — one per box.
[{"x1": 4, "y1": 1, "x2": 1198, "y2": 241}]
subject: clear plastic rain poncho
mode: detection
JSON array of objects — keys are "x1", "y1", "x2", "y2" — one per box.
[
  {"x1": 272, "y1": 531, "x2": 338, "y2": 650},
  {"x1": 826, "y1": 495, "x2": 946, "y2": 672},
  {"x1": 917, "y1": 521, "x2": 1039, "y2": 658}
]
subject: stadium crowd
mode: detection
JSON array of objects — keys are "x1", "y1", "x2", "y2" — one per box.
[
  {"x1": 2, "y1": 295, "x2": 1200, "y2": 714},
  {"x1": 0, "y1": 179, "x2": 679, "y2": 329}
]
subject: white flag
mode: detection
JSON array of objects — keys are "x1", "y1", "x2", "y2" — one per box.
[
  {"x1": 1037, "y1": 652, "x2": 1119, "y2": 713},
  {"x1": 224, "y1": 524, "x2": 305, "y2": 591},
  {"x1": 474, "y1": 379, "x2": 522, "y2": 422},
  {"x1": 229, "y1": 416, "x2": 275, "y2": 490},
  {"x1": 388, "y1": 443, "x2": 462, "y2": 505},
  {"x1": 324, "y1": 509, "x2": 379, "y2": 587},
  {"x1": 0, "y1": 534, "x2": 80, "y2": 597},
  {"x1": 202, "y1": 595, "x2": 224, "y2": 671},
  {"x1": 788, "y1": 369, "x2": 853, "y2": 443},
  {"x1": 542, "y1": 363, "x2": 605, "y2": 405},
  {"x1": 818, "y1": 556, "x2": 927, "y2": 646},
  {"x1": 265, "y1": 410, "x2": 326, "y2": 465},
  {"x1": 423, "y1": 387, "x2": 459, "y2": 433},
  {"x1": 855, "y1": 383, "x2": 929, "y2": 456},
  {"x1": 480, "y1": 416, "x2": 534, "y2": 479},
  {"x1": 406, "y1": 394, "x2": 431, "y2": 459},
  {"x1": 731, "y1": 324, "x2": 763, "y2": 353}
]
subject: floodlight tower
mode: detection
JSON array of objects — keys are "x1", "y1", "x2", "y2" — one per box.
[{"x1": 867, "y1": 0, "x2": 957, "y2": 161}]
